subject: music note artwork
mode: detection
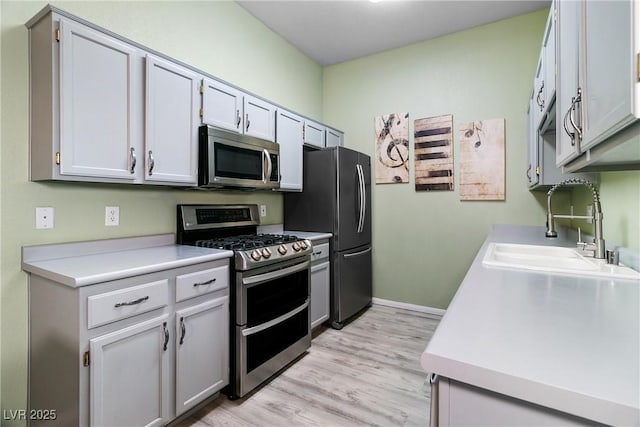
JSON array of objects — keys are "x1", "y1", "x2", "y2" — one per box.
[
  {"x1": 374, "y1": 112, "x2": 409, "y2": 184},
  {"x1": 459, "y1": 118, "x2": 505, "y2": 201}
]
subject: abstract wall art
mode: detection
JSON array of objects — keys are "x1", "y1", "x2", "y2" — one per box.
[
  {"x1": 459, "y1": 118, "x2": 505, "y2": 201},
  {"x1": 374, "y1": 112, "x2": 409, "y2": 184},
  {"x1": 414, "y1": 114, "x2": 454, "y2": 191}
]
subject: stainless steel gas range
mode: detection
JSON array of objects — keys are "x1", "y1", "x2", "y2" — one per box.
[{"x1": 177, "y1": 204, "x2": 312, "y2": 399}]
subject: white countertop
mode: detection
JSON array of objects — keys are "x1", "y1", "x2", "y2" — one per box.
[
  {"x1": 421, "y1": 224, "x2": 639, "y2": 426},
  {"x1": 284, "y1": 230, "x2": 332, "y2": 242},
  {"x1": 22, "y1": 234, "x2": 233, "y2": 287}
]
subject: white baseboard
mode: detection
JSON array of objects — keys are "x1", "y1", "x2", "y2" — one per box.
[{"x1": 372, "y1": 297, "x2": 445, "y2": 319}]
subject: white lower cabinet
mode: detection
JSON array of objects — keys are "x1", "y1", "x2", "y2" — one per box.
[
  {"x1": 90, "y1": 315, "x2": 171, "y2": 427},
  {"x1": 175, "y1": 296, "x2": 229, "y2": 415},
  {"x1": 435, "y1": 378, "x2": 598, "y2": 426},
  {"x1": 27, "y1": 259, "x2": 229, "y2": 426},
  {"x1": 310, "y1": 240, "x2": 330, "y2": 329}
]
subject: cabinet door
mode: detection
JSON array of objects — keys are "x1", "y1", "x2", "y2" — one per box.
[
  {"x1": 326, "y1": 128, "x2": 344, "y2": 147},
  {"x1": 90, "y1": 314, "x2": 170, "y2": 427},
  {"x1": 145, "y1": 55, "x2": 199, "y2": 184},
  {"x1": 304, "y1": 120, "x2": 325, "y2": 148},
  {"x1": 527, "y1": 96, "x2": 540, "y2": 187},
  {"x1": 175, "y1": 296, "x2": 229, "y2": 415},
  {"x1": 533, "y1": 57, "x2": 545, "y2": 128},
  {"x1": 201, "y1": 78, "x2": 243, "y2": 133},
  {"x1": 542, "y1": 4, "x2": 556, "y2": 109},
  {"x1": 59, "y1": 19, "x2": 138, "y2": 180},
  {"x1": 276, "y1": 109, "x2": 304, "y2": 191},
  {"x1": 555, "y1": 0, "x2": 581, "y2": 166},
  {"x1": 581, "y1": 0, "x2": 635, "y2": 151},
  {"x1": 310, "y1": 261, "x2": 330, "y2": 329},
  {"x1": 244, "y1": 94, "x2": 276, "y2": 141}
]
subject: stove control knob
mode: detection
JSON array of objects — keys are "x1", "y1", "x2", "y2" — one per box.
[
  {"x1": 292, "y1": 242, "x2": 301, "y2": 252},
  {"x1": 250, "y1": 250, "x2": 262, "y2": 261},
  {"x1": 299, "y1": 240, "x2": 308, "y2": 250},
  {"x1": 261, "y1": 248, "x2": 272, "y2": 258},
  {"x1": 278, "y1": 244, "x2": 287, "y2": 255}
]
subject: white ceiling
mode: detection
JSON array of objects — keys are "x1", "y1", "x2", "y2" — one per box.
[{"x1": 236, "y1": 0, "x2": 550, "y2": 66}]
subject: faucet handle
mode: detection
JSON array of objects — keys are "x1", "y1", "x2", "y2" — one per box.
[
  {"x1": 577, "y1": 227, "x2": 583, "y2": 243},
  {"x1": 606, "y1": 249, "x2": 619, "y2": 265}
]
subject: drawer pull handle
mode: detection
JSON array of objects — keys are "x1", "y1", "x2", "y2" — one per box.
[
  {"x1": 163, "y1": 321, "x2": 169, "y2": 351},
  {"x1": 114, "y1": 295, "x2": 149, "y2": 308},
  {"x1": 193, "y1": 278, "x2": 216, "y2": 287},
  {"x1": 179, "y1": 317, "x2": 186, "y2": 345}
]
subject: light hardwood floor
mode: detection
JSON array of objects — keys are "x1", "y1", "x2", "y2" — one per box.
[{"x1": 178, "y1": 304, "x2": 440, "y2": 426}]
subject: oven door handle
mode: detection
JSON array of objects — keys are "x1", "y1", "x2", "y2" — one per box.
[
  {"x1": 241, "y1": 299, "x2": 309, "y2": 337},
  {"x1": 242, "y1": 260, "x2": 310, "y2": 287}
]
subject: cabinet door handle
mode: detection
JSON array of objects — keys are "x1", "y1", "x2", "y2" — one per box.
[
  {"x1": 526, "y1": 164, "x2": 531, "y2": 182},
  {"x1": 236, "y1": 110, "x2": 241, "y2": 128},
  {"x1": 179, "y1": 317, "x2": 186, "y2": 345},
  {"x1": 163, "y1": 321, "x2": 169, "y2": 351},
  {"x1": 246, "y1": 113, "x2": 250, "y2": 131},
  {"x1": 114, "y1": 295, "x2": 149, "y2": 308},
  {"x1": 148, "y1": 150, "x2": 155, "y2": 175},
  {"x1": 129, "y1": 147, "x2": 137, "y2": 174},
  {"x1": 568, "y1": 88, "x2": 582, "y2": 142},
  {"x1": 563, "y1": 99, "x2": 576, "y2": 145},
  {"x1": 536, "y1": 81, "x2": 545, "y2": 111},
  {"x1": 193, "y1": 278, "x2": 216, "y2": 287}
]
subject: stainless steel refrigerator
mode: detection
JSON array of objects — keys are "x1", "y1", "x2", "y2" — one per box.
[{"x1": 284, "y1": 146, "x2": 372, "y2": 329}]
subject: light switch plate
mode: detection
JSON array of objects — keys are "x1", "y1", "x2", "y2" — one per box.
[
  {"x1": 259, "y1": 205, "x2": 267, "y2": 217},
  {"x1": 105, "y1": 206, "x2": 119, "y2": 226},
  {"x1": 35, "y1": 207, "x2": 54, "y2": 229}
]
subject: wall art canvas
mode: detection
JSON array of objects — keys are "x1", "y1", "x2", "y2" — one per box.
[
  {"x1": 374, "y1": 112, "x2": 409, "y2": 184},
  {"x1": 459, "y1": 118, "x2": 505, "y2": 200},
  {"x1": 414, "y1": 114, "x2": 454, "y2": 191}
]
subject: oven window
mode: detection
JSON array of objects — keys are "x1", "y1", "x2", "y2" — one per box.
[
  {"x1": 215, "y1": 144, "x2": 263, "y2": 180},
  {"x1": 246, "y1": 307, "x2": 308, "y2": 373},
  {"x1": 246, "y1": 268, "x2": 308, "y2": 327}
]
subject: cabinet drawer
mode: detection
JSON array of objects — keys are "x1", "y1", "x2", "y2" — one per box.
[
  {"x1": 311, "y1": 242, "x2": 330, "y2": 262},
  {"x1": 88, "y1": 280, "x2": 169, "y2": 329},
  {"x1": 176, "y1": 266, "x2": 229, "y2": 302}
]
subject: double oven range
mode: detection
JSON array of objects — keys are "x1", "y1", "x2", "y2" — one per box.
[{"x1": 177, "y1": 204, "x2": 312, "y2": 399}]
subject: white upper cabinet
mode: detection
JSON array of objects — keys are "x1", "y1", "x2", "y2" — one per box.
[
  {"x1": 145, "y1": 55, "x2": 199, "y2": 185},
  {"x1": 243, "y1": 94, "x2": 276, "y2": 142},
  {"x1": 303, "y1": 120, "x2": 325, "y2": 148},
  {"x1": 201, "y1": 78, "x2": 243, "y2": 133},
  {"x1": 580, "y1": 0, "x2": 634, "y2": 151},
  {"x1": 276, "y1": 109, "x2": 304, "y2": 191},
  {"x1": 201, "y1": 81, "x2": 276, "y2": 142},
  {"x1": 59, "y1": 19, "x2": 139, "y2": 180},
  {"x1": 556, "y1": 0, "x2": 582, "y2": 166},
  {"x1": 326, "y1": 127, "x2": 344, "y2": 147},
  {"x1": 556, "y1": 0, "x2": 640, "y2": 170}
]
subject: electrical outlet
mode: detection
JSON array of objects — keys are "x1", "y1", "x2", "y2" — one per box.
[
  {"x1": 35, "y1": 207, "x2": 54, "y2": 229},
  {"x1": 259, "y1": 205, "x2": 267, "y2": 217},
  {"x1": 105, "y1": 206, "x2": 119, "y2": 226}
]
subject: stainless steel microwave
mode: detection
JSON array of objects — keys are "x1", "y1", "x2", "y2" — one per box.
[{"x1": 198, "y1": 125, "x2": 280, "y2": 190}]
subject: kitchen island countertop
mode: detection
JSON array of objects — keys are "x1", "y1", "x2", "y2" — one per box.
[
  {"x1": 22, "y1": 233, "x2": 233, "y2": 287},
  {"x1": 421, "y1": 224, "x2": 639, "y2": 426}
]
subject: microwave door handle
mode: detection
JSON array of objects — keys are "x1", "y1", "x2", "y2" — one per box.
[{"x1": 263, "y1": 149, "x2": 272, "y2": 183}]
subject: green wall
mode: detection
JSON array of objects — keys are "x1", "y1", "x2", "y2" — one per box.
[
  {"x1": 322, "y1": 9, "x2": 551, "y2": 309},
  {"x1": 1, "y1": 0, "x2": 323, "y2": 418}
]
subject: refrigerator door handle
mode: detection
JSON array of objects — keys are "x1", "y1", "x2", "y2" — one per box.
[
  {"x1": 343, "y1": 247, "x2": 372, "y2": 258},
  {"x1": 360, "y1": 164, "x2": 367, "y2": 232},
  {"x1": 356, "y1": 164, "x2": 365, "y2": 233}
]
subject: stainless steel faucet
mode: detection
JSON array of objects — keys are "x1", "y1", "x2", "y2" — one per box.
[{"x1": 545, "y1": 178, "x2": 605, "y2": 259}]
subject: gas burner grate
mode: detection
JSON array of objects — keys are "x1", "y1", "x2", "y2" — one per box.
[{"x1": 194, "y1": 234, "x2": 301, "y2": 251}]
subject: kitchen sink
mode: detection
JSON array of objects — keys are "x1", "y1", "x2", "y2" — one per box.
[{"x1": 482, "y1": 243, "x2": 640, "y2": 280}]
